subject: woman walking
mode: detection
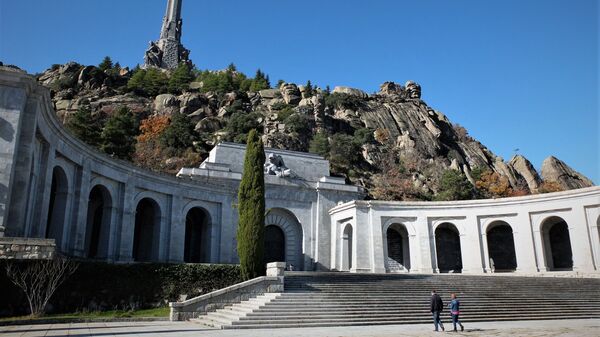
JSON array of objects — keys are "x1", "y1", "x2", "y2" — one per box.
[{"x1": 449, "y1": 293, "x2": 464, "y2": 332}]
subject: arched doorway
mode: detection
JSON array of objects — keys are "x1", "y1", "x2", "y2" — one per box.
[
  {"x1": 386, "y1": 224, "x2": 410, "y2": 272},
  {"x1": 184, "y1": 207, "x2": 211, "y2": 263},
  {"x1": 342, "y1": 224, "x2": 353, "y2": 271},
  {"x1": 85, "y1": 185, "x2": 112, "y2": 259},
  {"x1": 435, "y1": 223, "x2": 462, "y2": 273},
  {"x1": 133, "y1": 198, "x2": 161, "y2": 262},
  {"x1": 486, "y1": 221, "x2": 517, "y2": 271},
  {"x1": 265, "y1": 208, "x2": 304, "y2": 270},
  {"x1": 46, "y1": 166, "x2": 69, "y2": 250},
  {"x1": 541, "y1": 216, "x2": 573, "y2": 270},
  {"x1": 264, "y1": 225, "x2": 285, "y2": 264}
]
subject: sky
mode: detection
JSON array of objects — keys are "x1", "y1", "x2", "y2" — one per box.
[{"x1": 1, "y1": 0, "x2": 598, "y2": 183}]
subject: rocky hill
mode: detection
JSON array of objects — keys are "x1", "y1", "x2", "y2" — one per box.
[{"x1": 36, "y1": 62, "x2": 594, "y2": 200}]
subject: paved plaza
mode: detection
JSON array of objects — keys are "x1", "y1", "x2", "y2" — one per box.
[{"x1": 1, "y1": 319, "x2": 599, "y2": 337}]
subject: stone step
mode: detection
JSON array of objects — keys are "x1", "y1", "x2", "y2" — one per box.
[{"x1": 223, "y1": 315, "x2": 600, "y2": 329}]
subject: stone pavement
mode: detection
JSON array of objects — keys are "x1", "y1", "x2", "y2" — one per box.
[{"x1": 1, "y1": 319, "x2": 599, "y2": 337}]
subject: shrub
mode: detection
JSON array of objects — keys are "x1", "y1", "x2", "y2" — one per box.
[
  {"x1": 353, "y1": 127, "x2": 375, "y2": 145},
  {"x1": 0, "y1": 261, "x2": 241, "y2": 317},
  {"x1": 435, "y1": 169, "x2": 474, "y2": 201},
  {"x1": 224, "y1": 112, "x2": 262, "y2": 143},
  {"x1": 284, "y1": 113, "x2": 311, "y2": 134},
  {"x1": 324, "y1": 92, "x2": 364, "y2": 110}
]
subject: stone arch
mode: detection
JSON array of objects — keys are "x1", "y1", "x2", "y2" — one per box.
[
  {"x1": 184, "y1": 207, "x2": 211, "y2": 263},
  {"x1": 45, "y1": 166, "x2": 69, "y2": 249},
  {"x1": 435, "y1": 222, "x2": 462, "y2": 273},
  {"x1": 133, "y1": 197, "x2": 161, "y2": 262},
  {"x1": 486, "y1": 221, "x2": 517, "y2": 271},
  {"x1": 265, "y1": 208, "x2": 304, "y2": 270},
  {"x1": 85, "y1": 184, "x2": 112, "y2": 259},
  {"x1": 540, "y1": 216, "x2": 573, "y2": 270},
  {"x1": 385, "y1": 223, "x2": 411, "y2": 272}
]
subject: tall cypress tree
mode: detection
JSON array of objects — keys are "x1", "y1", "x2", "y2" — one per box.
[{"x1": 237, "y1": 129, "x2": 266, "y2": 280}]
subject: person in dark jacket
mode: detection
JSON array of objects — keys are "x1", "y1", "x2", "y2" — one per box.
[
  {"x1": 430, "y1": 290, "x2": 444, "y2": 331},
  {"x1": 449, "y1": 293, "x2": 464, "y2": 332}
]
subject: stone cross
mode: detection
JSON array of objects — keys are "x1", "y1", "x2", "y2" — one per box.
[{"x1": 144, "y1": 0, "x2": 191, "y2": 70}]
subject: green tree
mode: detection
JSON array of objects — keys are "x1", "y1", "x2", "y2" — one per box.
[
  {"x1": 224, "y1": 112, "x2": 262, "y2": 143},
  {"x1": 65, "y1": 105, "x2": 102, "y2": 147},
  {"x1": 284, "y1": 113, "x2": 311, "y2": 134},
  {"x1": 98, "y1": 56, "x2": 113, "y2": 72},
  {"x1": 304, "y1": 80, "x2": 313, "y2": 97},
  {"x1": 168, "y1": 62, "x2": 194, "y2": 94},
  {"x1": 237, "y1": 129, "x2": 266, "y2": 280},
  {"x1": 309, "y1": 131, "x2": 330, "y2": 157},
  {"x1": 435, "y1": 169, "x2": 474, "y2": 201},
  {"x1": 100, "y1": 106, "x2": 138, "y2": 160},
  {"x1": 159, "y1": 113, "x2": 197, "y2": 153},
  {"x1": 249, "y1": 69, "x2": 270, "y2": 92},
  {"x1": 127, "y1": 68, "x2": 169, "y2": 96}
]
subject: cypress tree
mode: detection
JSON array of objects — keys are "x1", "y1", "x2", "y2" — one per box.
[{"x1": 237, "y1": 129, "x2": 266, "y2": 280}]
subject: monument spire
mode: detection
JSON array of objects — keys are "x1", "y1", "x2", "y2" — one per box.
[{"x1": 145, "y1": 0, "x2": 191, "y2": 70}]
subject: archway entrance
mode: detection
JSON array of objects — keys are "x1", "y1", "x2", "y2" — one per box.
[
  {"x1": 264, "y1": 225, "x2": 285, "y2": 264},
  {"x1": 486, "y1": 221, "x2": 517, "y2": 271},
  {"x1": 85, "y1": 185, "x2": 112, "y2": 259},
  {"x1": 342, "y1": 224, "x2": 353, "y2": 271},
  {"x1": 46, "y1": 167, "x2": 68, "y2": 250},
  {"x1": 435, "y1": 223, "x2": 462, "y2": 273},
  {"x1": 184, "y1": 207, "x2": 211, "y2": 263},
  {"x1": 541, "y1": 217, "x2": 573, "y2": 270},
  {"x1": 386, "y1": 224, "x2": 410, "y2": 272},
  {"x1": 265, "y1": 208, "x2": 304, "y2": 270},
  {"x1": 133, "y1": 198, "x2": 161, "y2": 262}
]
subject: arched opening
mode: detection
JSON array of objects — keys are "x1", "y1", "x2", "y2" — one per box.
[
  {"x1": 133, "y1": 198, "x2": 161, "y2": 262},
  {"x1": 46, "y1": 166, "x2": 68, "y2": 249},
  {"x1": 342, "y1": 224, "x2": 353, "y2": 271},
  {"x1": 264, "y1": 225, "x2": 285, "y2": 265},
  {"x1": 265, "y1": 208, "x2": 304, "y2": 270},
  {"x1": 486, "y1": 221, "x2": 517, "y2": 272},
  {"x1": 541, "y1": 216, "x2": 573, "y2": 270},
  {"x1": 85, "y1": 185, "x2": 112, "y2": 259},
  {"x1": 435, "y1": 223, "x2": 462, "y2": 273},
  {"x1": 184, "y1": 207, "x2": 211, "y2": 263},
  {"x1": 386, "y1": 223, "x2": 410, "y2": 272}
]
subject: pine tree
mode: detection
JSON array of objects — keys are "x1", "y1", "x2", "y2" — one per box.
[
  {"x1": 237, "y1": 129, "x2": 266, "y2": 280},
  {"x1": 65, "y1": 105, "x2": 102, "y2": 147},
  {"x1": 98, "y1": 56, "x2": 113, "y2": 72},
  {"x1": 100, "y1": 106, "x2": 138, "y2": 160},
  {"x1": 168, "y1": 62, "x2": 194, "y2": 94},
  {"x1": 435, "y1": 170, "x2": 474, "y2": 201},
  {"x1": 159, "y1": 112, "x2": 197, "y2": 153},
  {"x1": 305, "y1": 80, "x2": 314, "y2": 97}
]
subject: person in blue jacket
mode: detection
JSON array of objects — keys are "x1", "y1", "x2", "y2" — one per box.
[{"x1": 448, "y1": 293, "x2": 464, "y2": 332}]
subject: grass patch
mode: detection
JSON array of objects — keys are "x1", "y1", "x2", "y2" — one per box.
[{"x1": 0, "y1": 307, "x2": 169, "y2": 323}]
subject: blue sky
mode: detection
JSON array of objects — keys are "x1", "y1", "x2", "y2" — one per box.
[{"x1": 1, "y1": 0, "x2": 598, "y2": 183}]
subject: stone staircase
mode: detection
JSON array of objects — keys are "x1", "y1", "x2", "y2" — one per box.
[
  {"x1": 190, "y1": 292, "x2": 281, "y2": 328},
  {"x1": 195, "y1": 272, "x2": 600, "y2": 329}
]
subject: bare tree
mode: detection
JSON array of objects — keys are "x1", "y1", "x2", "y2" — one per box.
[{"x1": 5, "y1": 257, "x2": 78, "y2": 317}]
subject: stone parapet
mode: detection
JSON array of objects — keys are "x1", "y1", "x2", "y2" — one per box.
[
  {"x1": 169, "y1": 263, "x2": 285, "y2": 321},
  {"x1": 0, "y1": 237, "x2": 56, "y2": 260}
]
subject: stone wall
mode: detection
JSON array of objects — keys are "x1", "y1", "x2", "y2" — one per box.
[{"x1": 0, "y1": 237, "x2": 55, "y2": 259}]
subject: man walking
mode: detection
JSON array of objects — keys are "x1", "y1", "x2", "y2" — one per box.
[
  {"x1": 449, "y1": 293, "x2": 464, "y2": 332},
  {"x1": 430, "y1": 290, "x2": 444, "y2": 332}
]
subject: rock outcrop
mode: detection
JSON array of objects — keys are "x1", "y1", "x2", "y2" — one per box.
[
  {"x1": 36, "y1": 64, "x2": 594, "y2": 197},
  {"x1": 541, "y1": 156, "x2": 594, "y2": 190}
]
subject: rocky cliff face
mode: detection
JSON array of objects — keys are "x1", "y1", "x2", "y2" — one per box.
[{"x1": 36, "y1": 62, "x2": 594, "y2": 198}]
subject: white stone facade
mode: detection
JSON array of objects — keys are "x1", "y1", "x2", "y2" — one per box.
[
  {"x1": 329, "y1": 187, "x2": 600, "y2": 275},
  {"x1": 1, "y1": 67, "x2": 598, "y2": 276}
]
